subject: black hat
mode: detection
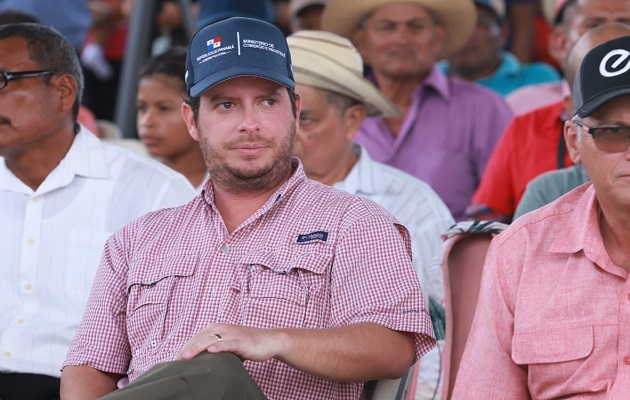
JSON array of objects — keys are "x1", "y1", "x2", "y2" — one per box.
[
  {"x1": 573, "y1": 36, "x2": 630, "y2": 118},
  {"x1": 185, "y1": 17, "x2": 294, "y2": 97}
]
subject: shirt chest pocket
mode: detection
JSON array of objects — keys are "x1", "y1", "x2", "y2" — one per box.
[
  {"x1": 126, "y1": 254, "x2": 198, "y2": 354},
  {"x1": 511, "y1": 326, "x2": 611, "y2": 398},
  {"x1": 240, "y1": 250, "x2": 331, "y2": 329}
]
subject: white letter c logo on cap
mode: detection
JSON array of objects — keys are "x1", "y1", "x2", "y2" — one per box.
[{"x1": 600, "y1": 49, "x2": 630, "y2": 77}]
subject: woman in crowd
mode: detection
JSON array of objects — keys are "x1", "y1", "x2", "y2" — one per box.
[{"x1": 136, "y1": 47, "x2": 208, "y2": 191}]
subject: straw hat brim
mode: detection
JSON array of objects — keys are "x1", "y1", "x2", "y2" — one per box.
[
  {"x1": 321, "y1": 0, "x2": 476, "y2": 57},
  {"x1": 291, "y1": 47, "x2": 401, "y2": 117}
]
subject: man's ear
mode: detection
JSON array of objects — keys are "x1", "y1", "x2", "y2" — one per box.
[
  {"x1": 182, "y1": 102, "x2": 199, "y2": 142},
  {"x1": 56, "y1": 74, "x2": 78, "y2": 113},
  {"x1": 343, "y1": 103, "x2": 367, "y2": 141},
  {"x1": 565, "y1": 120, "x2": 582, "y2": 164}
]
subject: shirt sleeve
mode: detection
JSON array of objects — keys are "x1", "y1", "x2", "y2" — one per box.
[
  {"x1": 450, "y1": 238, "x2": 530, "y2": 399},
  {"x1": 64, "y1": 230, "x2": 132, "y2": 375},
  {"x1": 329, "y1": 204, "x2": 437, "y2": 361}
]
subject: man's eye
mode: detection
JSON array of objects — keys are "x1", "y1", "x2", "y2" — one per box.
[
  {"x1": 597, "y1": 127, "x2": 630, "y2": 138},
  {"x1": 262, "y1": 99, "x2": 277, "y2": 106},
  {"x1": 217, "y1": 102, "x2": 234, "y2": 110}
]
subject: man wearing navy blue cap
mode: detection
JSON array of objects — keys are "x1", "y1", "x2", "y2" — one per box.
[
  {"x1": 60, "y1": 17, "x2": 435, "y2": 399},
  {"x1": 453, "y1": 35, "x2": 630, "y2": 398}
]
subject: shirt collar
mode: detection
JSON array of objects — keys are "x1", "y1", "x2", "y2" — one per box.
[
  {"x1": 337, "y1": 143, "x2": 382, "y2": 196},
  {"x1": 369, "y1": 65, "x2": 451, "y2": 101},
  {"x1": 549, "y1": 184, "x2": 626, "y2": 277},
  {"x1": 0, "y1": 125, "x2": 109, "y2": 194},
  {"x1": 416, "y1": 65, "x2": 451, "y2": 101},
  {"x1": 490, "y1": 51, "x2": 521, "y2": 78}
]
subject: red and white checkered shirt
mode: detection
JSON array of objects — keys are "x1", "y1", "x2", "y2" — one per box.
[{"x1": 65, "y1": 160, "x2": 435, "y2": 400}]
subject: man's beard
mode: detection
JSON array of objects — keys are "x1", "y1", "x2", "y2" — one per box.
[{"x1": 200, "y1": 121, "x2": 296, "y2": 194}]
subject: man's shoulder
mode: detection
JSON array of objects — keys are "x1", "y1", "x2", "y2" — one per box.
[
  {"x1": 448, "y1": 75, "x2": 508, "y2": 104},
  {"x1": 368, "y1": 160, "x2": 447, "y2": 205},
  {"x1": 494, "y1": 184, "x2": 590, "y2": 247},
  {"x1": 100, "y1": 140, "x2": 187, "y2": 181},
  {"x1": 502, "y1": 100, "x2": 564, "y2": 140},
  {"x1": 516, "y1": 100, "x2": 565, "y2": 122},
  {"x1": 294, "y1": 177, "x2": 400, "y2": 225}
]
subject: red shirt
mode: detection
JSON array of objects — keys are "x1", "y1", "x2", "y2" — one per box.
[
  {"x1": 65, "y1": 161, "x2": 435, "y2": 400},
  {"x1": 469, "y1": 100, "x2": 573, "y2": 220}
]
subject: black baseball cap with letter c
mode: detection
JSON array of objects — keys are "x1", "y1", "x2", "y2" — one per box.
[
  {"x1": 185, "y1": 16, "x2": 295, "y2": 98},
  {"x1": 574, "y1": 36, "x2": 630, "y2": 118}
]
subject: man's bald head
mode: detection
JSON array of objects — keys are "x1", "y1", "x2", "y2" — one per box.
[{"x1": 565, "y1": 23, "x2": 630, "y2": 87}]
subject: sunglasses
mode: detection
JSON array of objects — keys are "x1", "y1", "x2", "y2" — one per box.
[{"x1": 574, "y1": 120, "x2": 630, "y2": 153}]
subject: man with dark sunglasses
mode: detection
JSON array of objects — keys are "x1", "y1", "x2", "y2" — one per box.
[
  {"x1": 452, "y1": 34, "x2": 630, "y2": 399},
  {"x1": 0, "y1": 23, "x2": 195, "y2": 400}
]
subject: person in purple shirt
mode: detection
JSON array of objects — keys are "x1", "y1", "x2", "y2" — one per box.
[{"x1": 322, "y1": 0, "x2": 513, "y2": 220}]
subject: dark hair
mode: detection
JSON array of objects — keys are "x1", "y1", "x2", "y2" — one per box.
[
  {"x1": 139, "y1": 46, "x2": 188, "y2": 93},
  {"x1": 185, "y1": 87, "x2": 298, "y2": 123},
  {"x1": 323, "y1": 90, "x2": 361, "y2": 116},
  {"x1": 0, "y1": 23, "x2": 84, "y2": 132}
]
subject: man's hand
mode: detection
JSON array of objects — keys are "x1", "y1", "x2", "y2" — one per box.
[
  {"x1": 175, "y1": 322, "x2": 418, "y2": 382},
  {"x1": 176, "y1": 323, "x2": 283, "y2": 362}
]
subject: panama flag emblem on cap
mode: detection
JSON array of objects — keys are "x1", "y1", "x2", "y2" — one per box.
[{"x1": 207, "y1": 36, "x2": 222, "y2": 50}]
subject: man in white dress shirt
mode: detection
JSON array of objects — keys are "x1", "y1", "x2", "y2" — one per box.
[
  {"x1": 288, "y1": 30, "x2": 455, "y2": 399},
  {"x1": 0, "y1": 23, "x2": 195, "y2": 399}
]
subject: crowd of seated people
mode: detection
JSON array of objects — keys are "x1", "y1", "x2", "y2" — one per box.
[{"x1": 2, "y1": 0, "x2": 630, "y2": 399}]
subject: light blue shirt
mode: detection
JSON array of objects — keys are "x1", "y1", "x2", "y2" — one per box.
[{"x1": 439, "y1": 51, "x2": 562, "y2": 96}]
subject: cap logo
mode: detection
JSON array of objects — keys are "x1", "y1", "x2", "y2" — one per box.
[
  {"x1": 599, "y1": 48, "x2": 630, "y2": 78},
  {"x1": 207, "y1": 36, "x2": 222, "y2": 50}
]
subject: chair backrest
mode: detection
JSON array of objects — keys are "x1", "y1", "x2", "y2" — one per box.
[{"x1": 439, "y1": 221, "x2": 506, "y2": 400}]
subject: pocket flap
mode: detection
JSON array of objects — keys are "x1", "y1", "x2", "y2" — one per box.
[
  {"x1": 128, "y1": 253, "x2": 198, "y2": 288},
  {"x1": 241, "y1": 250, "x2": 330, "y2": 274},
  {"x1": 512, "y1": 326, "x2": 594, "y2": 365}
]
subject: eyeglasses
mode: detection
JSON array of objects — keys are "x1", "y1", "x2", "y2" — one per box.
[
  {"x1": 0, "y1": 69, "x2": 55, "y2": 91},
  {"x1": 574, "y1": 120, "x2": 630, "y2": 153}
]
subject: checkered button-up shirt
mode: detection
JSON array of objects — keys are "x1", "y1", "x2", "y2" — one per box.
[{"x1": 65, "y1": 160, "x2": 435, "y2": 400}]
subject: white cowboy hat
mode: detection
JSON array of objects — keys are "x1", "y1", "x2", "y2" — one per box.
[
  {"x1": 320, "y1": 0, "x2": 476, "y2": 57},
  {"x1": 287, "y1": 30, "x2": 401, "y2": 117}
]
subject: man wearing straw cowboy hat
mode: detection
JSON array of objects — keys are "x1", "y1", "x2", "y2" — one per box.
[
  {"x1": 321, "y1": 0, "x2": 513, "y2": 222},
  {"x1": 287, "y1": 29, "x2": 455, "y2": 398},
  {"x1": 61, "y1": 16, "x2": 435, "y2": 400}
]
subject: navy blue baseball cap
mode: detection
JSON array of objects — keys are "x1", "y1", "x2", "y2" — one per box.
[
  {"x1": 185, "y1": 17, "x2": 294, "y2": 97},
  {"x1": 573, "y1": 36, "x2": 630, "y2": 118}
]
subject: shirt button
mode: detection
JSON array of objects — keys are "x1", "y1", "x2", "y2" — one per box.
[
  {"x1": 31, "y1": 197, "x2": 40, "y2": 203},
  {"x1": 151, "y1": 340, "x2": 157, "y2": 347},
  {"x1": 625, "y1": 355, "x2": 630, "y2": 365},
  {"x1": 24, "y1": 283, "x2": 32, "y2": 291},
  {"x1": 26, "y1": 238, "x2": 35, "y2": 245},
  {"x1": 221, "y1": 245, "x2": 230, "y2": 254},
  {"x1": 135, "y1": 349, "x2": 140, "y2": 355},
  {"x1": 3, "y1": 352, "x2": 11, "y2": 358},
  {"x1": 16, "y1": 319, "x2": 24, "y2": 325}
]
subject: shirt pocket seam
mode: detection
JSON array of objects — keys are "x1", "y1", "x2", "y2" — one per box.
[{"x1": 511, "y1": 325, "x2": 594, "y2": 365}]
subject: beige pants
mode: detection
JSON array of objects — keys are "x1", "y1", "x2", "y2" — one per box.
[{"x1": 100, "y1": 353, "x2": 268, "y2": 400}]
